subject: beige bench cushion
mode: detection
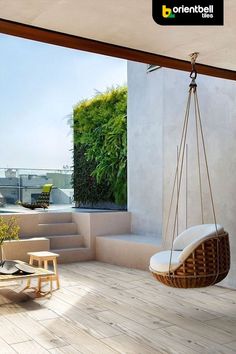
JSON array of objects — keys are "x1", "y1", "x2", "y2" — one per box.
[
  {"x1": 173, "y1": 224, "x2": 224, "y2": 251},
  {"x1": 178, "y1": 227, "x2": 225, "y2": 263},
  {"x1": 150, "y1": 250, "x2": 182, "y2": 273}
]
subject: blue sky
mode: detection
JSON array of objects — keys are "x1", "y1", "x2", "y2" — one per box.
[{"x1": 0, "y1": 34, "x2": 127, "y2": 169}]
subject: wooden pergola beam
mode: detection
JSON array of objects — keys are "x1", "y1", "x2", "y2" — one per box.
[{"x1": 0, "y1": 18, "x2": 236, "y2": 81}]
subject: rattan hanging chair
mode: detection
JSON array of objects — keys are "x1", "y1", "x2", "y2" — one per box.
[
  {"x1": 149, "y1": 54, "x2": 231, "y2": 288},
  {"x1": 150, "y1": 227, "x2": 230, "y2": 288}
]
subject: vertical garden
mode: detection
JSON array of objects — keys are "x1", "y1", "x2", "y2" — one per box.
[{"x1": 73, "y1": 86, "x2": 127, "y2": 208}]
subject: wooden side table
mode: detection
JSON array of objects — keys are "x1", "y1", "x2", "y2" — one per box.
[{"x1": 27, "y1": 251, "x2": 60, "y2": 293}]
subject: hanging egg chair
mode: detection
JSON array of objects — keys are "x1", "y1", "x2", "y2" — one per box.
[{"x1": 149, "y1": 53, "x2": 230, "y2": 288}]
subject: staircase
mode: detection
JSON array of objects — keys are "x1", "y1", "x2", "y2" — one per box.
[{"x1": 37, "y1": 212, "x2": 91, "y2": 263}]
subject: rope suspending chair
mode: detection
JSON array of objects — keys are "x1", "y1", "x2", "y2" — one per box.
[{"x1": 149, "y1": 53, "x2": 230, "y2": 288}]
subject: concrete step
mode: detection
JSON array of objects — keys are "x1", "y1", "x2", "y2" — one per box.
[
  {"x1": 38, "y1": 212, "x2": 72, "y2": 224},
  {"x1": 48, "y1": 234, "x2": 84, "y2": 249},
  {"x1": 96, "y1": 234, "x2": 161, "y2": 270},
  {"x1": 51, "y1": 247, "x2": 92, "y2": 263},
  {"x1": 38, "y1": 222, "x2": 77, "y2": 236}
]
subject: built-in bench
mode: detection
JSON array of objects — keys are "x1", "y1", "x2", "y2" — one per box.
[
  {"x1": 1, "y1": 211, "x2": 162, "y2": 268},
  {"x1": 3, "y1": 238, "x2": 50, "y2": 262},
  {"x1": 96, "y1": 234, "x2": 161, "y2": 270}
]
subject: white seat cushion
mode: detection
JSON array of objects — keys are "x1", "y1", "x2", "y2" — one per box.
[
  {"x1": 150, "y1": 224, "x2": 225, "y2": 273},
  {"x1": 149, "y1": 250, "x2": 182, "y2": 273},
  {"x1": 173, "y1": 224, "x2": 224, "y2": 251}
]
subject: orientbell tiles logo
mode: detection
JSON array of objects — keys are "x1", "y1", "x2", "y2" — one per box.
[
  {"x1": 162, "y1": 5, "x2": 176, "y2": 18},
  {"x1": 153, "y1": 0, "x2": 224, "y2": 26}
]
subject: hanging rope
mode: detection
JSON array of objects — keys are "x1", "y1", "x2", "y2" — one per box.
[
  {"x1": 185, "y1": 143, "x2": 188, "y2": 229},
  {"x1": 177, "y1": 146, "x2": 179, "y2": 236},
  {"x1": 194, "y1": 93, "x2": 204, "y2": 224},
  {"x1": 166, "y1": 53, "x2": 219, "y2": 276},
  {"x1": 168, "y1": 87, "x2": 193, "y2": 273},
  {"x1": 194, "y1": 91, "x2": 218, "y2": 231},
  {"x1": 164, "y1": 90, "x2": 192, "y2": 247},
  {"x1": 164, "y1": 91, "x2": 192, "y2": 248},
  {"x1": 194, "y1": 90, "x2": 220, "y2": 285}
]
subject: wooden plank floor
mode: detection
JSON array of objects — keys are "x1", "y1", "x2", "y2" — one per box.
[{"x1": 0, "y1": 261, "x2": 235, "y2": 354}]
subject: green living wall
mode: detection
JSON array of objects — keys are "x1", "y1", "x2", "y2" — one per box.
[{"x1": 73, "y1": 86, "x2": 127, "y2": 207}]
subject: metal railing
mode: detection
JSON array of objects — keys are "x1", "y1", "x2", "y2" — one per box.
[{"x1": 0, "y1": 167, "x2": 73, "y2": 205}]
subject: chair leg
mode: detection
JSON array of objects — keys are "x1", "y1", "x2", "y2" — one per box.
[
  {"x1": 38, "y1": 277, "x2": 42, "y2": 293},
  {"x1": 53, "y1": 259, "x2": 60, "y2": 289},
  {"x1": 26, "y1": 257, "x2": 33, "y2": 288},
  {"x1": 50, "y1": 277, "x2": 53, "y2": 294},
  {"x1": 38, "y1": 260, "x2": 42, "y2": 292},
  {"x1": 44, "y1": 259, "x2": 51, "y2": 292}
]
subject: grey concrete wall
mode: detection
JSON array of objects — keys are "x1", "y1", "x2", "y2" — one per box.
[
  {"x1": 127, "y1": 62, "x2": 163, "y2": 237},
  {"x1": 128, "y1": 62, "x2": 236, "y2": 288}
]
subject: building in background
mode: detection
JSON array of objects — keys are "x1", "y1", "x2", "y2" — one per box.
[{"x1": 0, "y1": 169, "x2": 73, "y2": 205}]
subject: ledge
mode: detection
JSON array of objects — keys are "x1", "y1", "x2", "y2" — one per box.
[{"x1": 96, "y1": 234, "x2": 162, "y2": 270}]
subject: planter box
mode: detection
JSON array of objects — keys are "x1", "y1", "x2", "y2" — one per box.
[
  {"x1": 2, "y1": 238, "x2": 50, "y2": 262},
  {"x1": 75, "y1": 201, "x2": 126, "y2": 210}
]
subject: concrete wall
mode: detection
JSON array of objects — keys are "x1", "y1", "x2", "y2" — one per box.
[
  {"x1": 127, "y1": 62, "x2": 163, "y2": 237},
  {"x1": 72, "y1": 211, "x2": 131, "y2": 254},
  {"x1": 128, "y1": 62, "x2": 236, "y2": 288},
  {"x1": 51, "y1": 188, "x2": 73, "y2": 204}
]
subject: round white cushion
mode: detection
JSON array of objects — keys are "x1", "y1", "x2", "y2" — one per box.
[
  {"x1": 173, "y1": 224, "x2": 224, "y2": 251},
  {"x1": 149, "y1": 250, "x2": 182, "y2": 273}
]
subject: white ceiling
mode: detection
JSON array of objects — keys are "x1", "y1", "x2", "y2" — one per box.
[{"x1": 0, "y1": 0, "x2": 236, "y2": 71}]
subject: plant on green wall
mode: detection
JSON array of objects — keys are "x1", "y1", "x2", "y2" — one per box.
[
  {"x1": 73, "y1": 146, "x2": 112, "y2": 205},
  {"x1": 73, "y1": 86, "x2": 127, "y2": 206}
]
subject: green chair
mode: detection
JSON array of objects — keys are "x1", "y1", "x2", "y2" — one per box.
[{"x1": 21, "y1": 184, "x2": 53, "y2": 210}]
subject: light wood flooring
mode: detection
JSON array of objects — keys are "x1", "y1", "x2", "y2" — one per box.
[{"x1": 0, "y1": 261, "x2": 235, "y2": 354}]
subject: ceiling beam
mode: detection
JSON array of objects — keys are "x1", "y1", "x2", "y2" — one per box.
[{"x1": 0, "y1": 18, "x2": 236, "y2": 81}]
